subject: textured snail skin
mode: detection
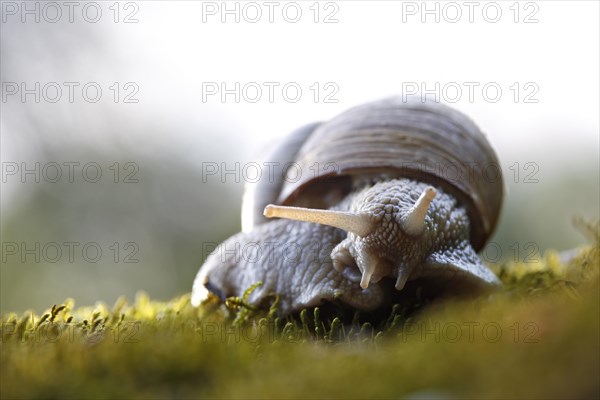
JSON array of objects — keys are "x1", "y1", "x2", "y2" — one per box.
[
  {"x1": 191, "y1": 218, "x2": 387, "y2": 313},
  {"x1": 192, "y1": 178, "x2": 499, "y2": 315}
]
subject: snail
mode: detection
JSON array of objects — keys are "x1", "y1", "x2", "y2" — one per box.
[{"x1": 192, "y1": 97, "x2": 504, "y2": 316}]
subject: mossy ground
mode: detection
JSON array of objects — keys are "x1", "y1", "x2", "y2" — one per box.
[{"x1": 2, "y1": 223, "x2": 599, "y2": 399}]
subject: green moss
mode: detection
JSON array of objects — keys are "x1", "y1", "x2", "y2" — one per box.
[{"x1": 2, "y1": 227, "x2": 599, "y2": 399}]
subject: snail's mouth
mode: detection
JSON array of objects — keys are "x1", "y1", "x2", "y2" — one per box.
[
  {"x1": 338, "y1": 263, "x2": 362, "y2": 283},
  {"x1": 348, "y1": 260, "x2": 413, "y2": 292},
  {"x1": 339, "y1": 264, "x2": 390, "y2": 285}
]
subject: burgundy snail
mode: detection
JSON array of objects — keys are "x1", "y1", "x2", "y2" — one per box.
[{"x1": 192, "y1": 97, "x2": 504, "y2": 316}]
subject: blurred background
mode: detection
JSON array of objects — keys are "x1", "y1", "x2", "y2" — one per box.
[{"x1": 1, "y1": 1, "x2": 598, "y2": 313}]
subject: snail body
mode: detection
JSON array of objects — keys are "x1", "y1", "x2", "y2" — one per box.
[{"x1": 192, "y1": 98, "x2": 503, "y2": 316}]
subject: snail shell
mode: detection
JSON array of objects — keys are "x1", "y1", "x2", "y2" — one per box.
[{"x1": 247, "y1": 98, "x2": 503, "y2": 251}]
